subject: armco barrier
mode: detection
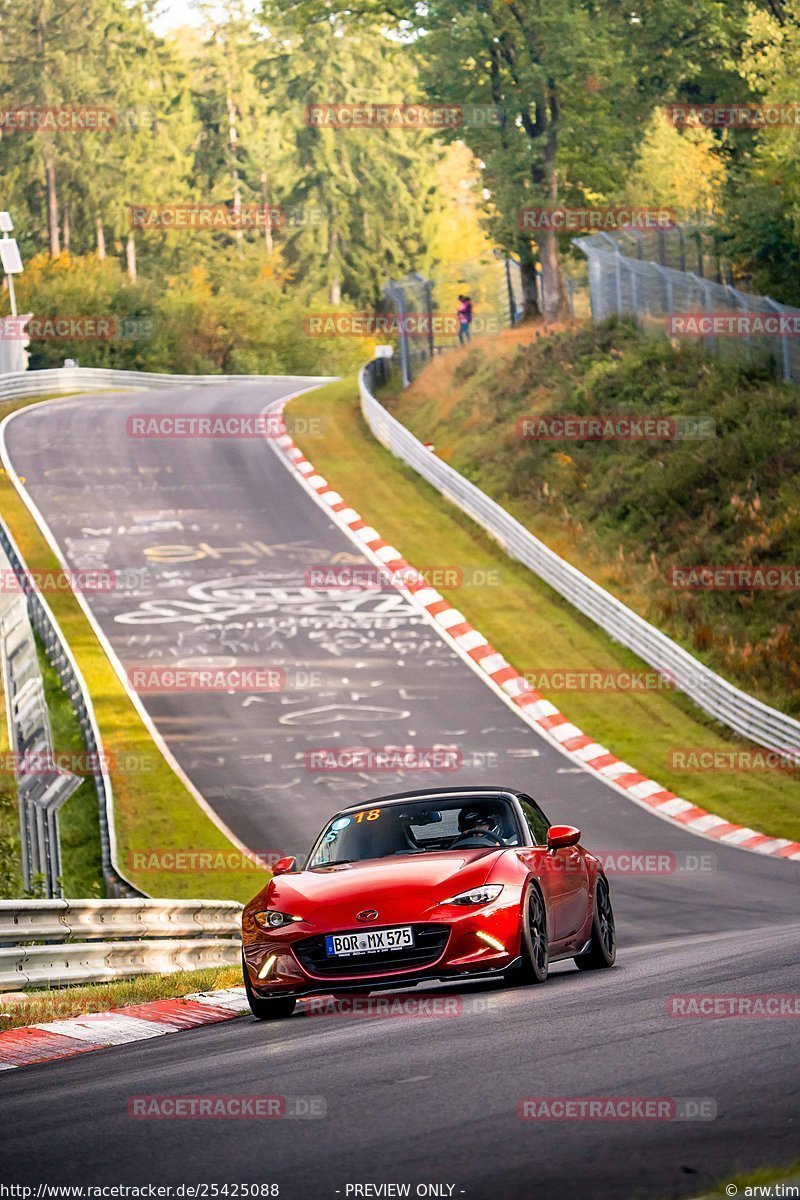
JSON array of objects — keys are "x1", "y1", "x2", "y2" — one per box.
[
  {"x1": 0, "y1": 514, "x2": 139, "y2": 899},
  {"x1": 0, "y1": 898, "x2": 243, "y2": 989},
  {"x1": 0, "y1": 556, "x2": 81, "y2": 897},
  {"x1": 0, "y1": 898, "x2": 243, "y2": 943},
  {"x1": 0, "y1": 939, "x2": 242, "y2": 990},
  {"x1": 0, "y1": 365, "x2": 337, "y2": 402},
  {"x1": 359, "y1": 361, "x2": 800, "y2": 758}
]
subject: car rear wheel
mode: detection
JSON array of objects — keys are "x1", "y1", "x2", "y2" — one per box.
[
  {"x1": 242, "y1": 954, "x2": 297, "y2": 1020},
  {"x1": 507, "y1": 883, "x2": 549, "y2": 985},
  {"x1": 574, "y1": 876, "x2": 616, "y2": 971}
]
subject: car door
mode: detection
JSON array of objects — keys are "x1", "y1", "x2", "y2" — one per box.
[{"x1": 517, "y1": 796, "x2": 590, "y2": 943}]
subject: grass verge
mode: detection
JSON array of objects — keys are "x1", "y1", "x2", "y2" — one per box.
[
  {"x1": 0, "y1": 390, "x2": 267, "y2": 901},
  {"x1": 288, "y1": 377, "x2": 800, "y2": 842},
  {"x1": 0, "y1": 964, "x2": 242, "y2": 1031}
]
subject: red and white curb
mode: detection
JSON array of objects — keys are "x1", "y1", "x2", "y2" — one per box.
[
  {"x1": 271, "y1": 414, "x2": 800, "y2": 863},
  {"x1": 0, "y1": 988, "x2": 250, "y2": 1071}
]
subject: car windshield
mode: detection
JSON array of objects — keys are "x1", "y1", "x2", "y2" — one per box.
[{"x1": 306, "y1": 796, "x2": 522, "y2": 868}]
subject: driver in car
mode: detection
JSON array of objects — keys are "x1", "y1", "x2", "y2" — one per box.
[{"x1": 452, "y1": 807, "x2": 506, "y2": 846}]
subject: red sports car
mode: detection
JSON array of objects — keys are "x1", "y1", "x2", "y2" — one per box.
[{"x1": 241, "y1": 786, "x2": 616, "y2": 1019}]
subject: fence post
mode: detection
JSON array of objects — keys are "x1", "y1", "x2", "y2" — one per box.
[
  {"x1": 653, "y1": 262, "x2": 673, "y2": 319},
  {"x1": 384, "y1": 280, "x2": 411, "y2": 389},
  {"x1": 596, "y1": 234, "x2": 623, "y2": 317},
  {"x1": 729, "y1": 285, "x2": 751, "y2": 363},
  {"x1": 505, "y1": 258, "x2": 515, "y2": 325},
  {"x1": 629, "y1": 260, "x2": 638, "y2": 314},
  {"x1": 763, "y1": 296, "x2": 792, "y2": 382},
  {"x1": 688, "y1": 274, "x2": 717, "y2": 357}
]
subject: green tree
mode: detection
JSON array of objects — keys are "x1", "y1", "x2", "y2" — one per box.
[
  {"x1": 260, "y1": 5, "x2": 439, "y2": 305},
  {"x1": 718, "y1": 3, "x2": 800, "y2": 302}
]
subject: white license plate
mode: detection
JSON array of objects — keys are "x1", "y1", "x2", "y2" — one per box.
[{"x1": 325, "y1": 926, "x2": 414, "y2": 956}]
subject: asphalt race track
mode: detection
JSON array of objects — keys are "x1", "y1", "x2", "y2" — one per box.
[{"x1": 1, "y1": 381, "x2": 798, "y2": 1199}]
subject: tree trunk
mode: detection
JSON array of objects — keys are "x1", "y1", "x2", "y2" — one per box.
[
  {"x1": 46, "y1": 156, "x2": 60, "y2": 256},
  {"x1": 518, "y1": 248, "x2": 541, "y2": 321},
  {"x1": 328, "y1": 223, "x2": 341, "y2": 305},
  {"x1": 227, "y1": 87, "x2": 243, "y2": 245},
  {"x1": 62, "y1": 205, "x2": 70, "y2": 254},
  {"x1": 538, "y1": 228, "x2": 567, "y2": 321},
  {"x1": 261, "y1": 170, "x2": 274, "y2": 254},
  {"x1": 96, "y1": 217, "x2": 106, "y2": 259},
  {"x1": 538, "y1": 92, "x2": 567, "y2": 320},
  {"x1": 126, "y1": 233, "x2": 137, "y2": 281}
]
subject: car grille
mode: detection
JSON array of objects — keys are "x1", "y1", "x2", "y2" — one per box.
[{"x1": 292, "y1": 924, "x2": 450, "y2": 977}]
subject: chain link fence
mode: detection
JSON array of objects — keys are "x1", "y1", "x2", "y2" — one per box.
[
  {"x1": 382, "y1": 257, "x2": 537, "y2": 389},
  {"x1": 382, "y1": 273, "x2": 435, "y2": 388},
  {"x1": 381, "y1": 254, "x2": 588, "y2": 390},
  {"x1": 587, "y1": 226, "x2": 733, "y2": 280},
  {"x1": 574, "y1": 226, "x2": 800, "y2": 384}
]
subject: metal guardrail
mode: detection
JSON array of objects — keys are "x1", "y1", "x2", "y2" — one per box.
[
  {"x1": 0, "y1": 365, "x2": 337, "y2": 402},
  {"x1": 0, "y1": 898, "x2": 242, "y2": 942},
  {"x1": 1, "y1": 940, "x2": 242, "y2": 990},
  {"x1": 0, "y1": 898, "x2": 242, "y2": 989},
  {"x1": 0, "y1": 564, "x2": 81, "y2": 897},
  {"x1": 359, "y1": 361, "x2": 800, "y2": 758},
  {"x1": 0, "y1": 515, "x2": 139, "y2": 899}
]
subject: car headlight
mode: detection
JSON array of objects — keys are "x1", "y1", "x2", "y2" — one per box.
[
  {"x1": 253, "y1": 910, "x2": 303, "y2": 930},
  {"x1": 442, "y1": 885, "x2": 504, "y2": 906}
]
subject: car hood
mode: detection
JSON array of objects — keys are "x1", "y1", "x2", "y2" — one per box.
[{"x1": 256, "y1": 849, "x2": 504, "y2": 925}]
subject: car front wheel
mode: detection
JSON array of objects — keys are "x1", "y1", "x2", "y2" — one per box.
[
  {"x1": 574, "y1": 876, "x2": 616, "y2": 971},
  {"x1": 507, "y1": 883, "x2": 549, "y2": 985}
]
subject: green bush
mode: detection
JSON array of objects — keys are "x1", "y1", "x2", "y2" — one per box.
[{"x1": 15, "y1": 251, "x2": 368, "y2": 378}]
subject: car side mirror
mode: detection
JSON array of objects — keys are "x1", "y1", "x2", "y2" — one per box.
[
  {"x1": 547, "y1": 825, "x2": 581, "y2": 850},
  {"x1": 271, "y1": 855, "x2": 297, "y2": 876}
]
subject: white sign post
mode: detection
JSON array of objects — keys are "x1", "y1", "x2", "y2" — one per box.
[{"x1": 0, "y1": 212, "x2": 23, "y2": 317}]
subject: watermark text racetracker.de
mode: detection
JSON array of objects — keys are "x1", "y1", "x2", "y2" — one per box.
[
  {"x1": 126, "y1": 666, "x2": 321, "y2": 693},
  {"x1": 0, "y1": 315, "x2": 153, "y2": 341},
  {"x1": 130, "y1": 204, "x2": 324, "y2": 230},
  {"x1": 667, "y1": 312, "x2": 800, "y2": 338},
  {"x1": 304, "y1": 102, "x2": 503, "y2": 129},
  {"x1": 0, "y1": 751, "x2": 155, "y2": 778},
  {"x1": 304, "y1": 313, "x2": 500, "y2": 338},
  {"x1": 667, "y1": 994, "x2": 800, "y2": 1018},
  {"x1": 519, "y1": 1097, "x2": 717, "y2": 1121},
  {"x1": 128, "y1": 1095, "x2": 324, "y2": 1120},
  {"x1": 667, "y1": 565, "x2": 800, "y2": 591},
  {"x1": 305, "y1": 995, "x2": 464, "y2": 1018},
  {"x1": 518, "y1": 206, "x2": 675, "y2": 232},
  {"x1": 516, "y1": 414, "x2": 715, "y2": 441},
  {"x1": 538, "y1": 850, "x2": 716, "y2": 876},
  {"x1": 518, "y1": 668, "x2": 674, "y2": 692},
  {"x1": 0, "y1": 567, "x2": 115, "y2": 594},
  {"x1": 667, "y1": 748, "x2": 800, "y2": 772},
  {"x1": 667, "y1": 102, "x2": 800, "y2": 128},
  {"x1": 127, "y1": 849, "x2": 285, "y2": 873},
  {"x1": 304, "y1": 564, "x2": 502, "y2": 590},
  {"x1": 125, "y1": 413, "x2": 322, "y2": 439},
  {"x1": 304, "y1": 746, "x2": 494, "y2": 772}
]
